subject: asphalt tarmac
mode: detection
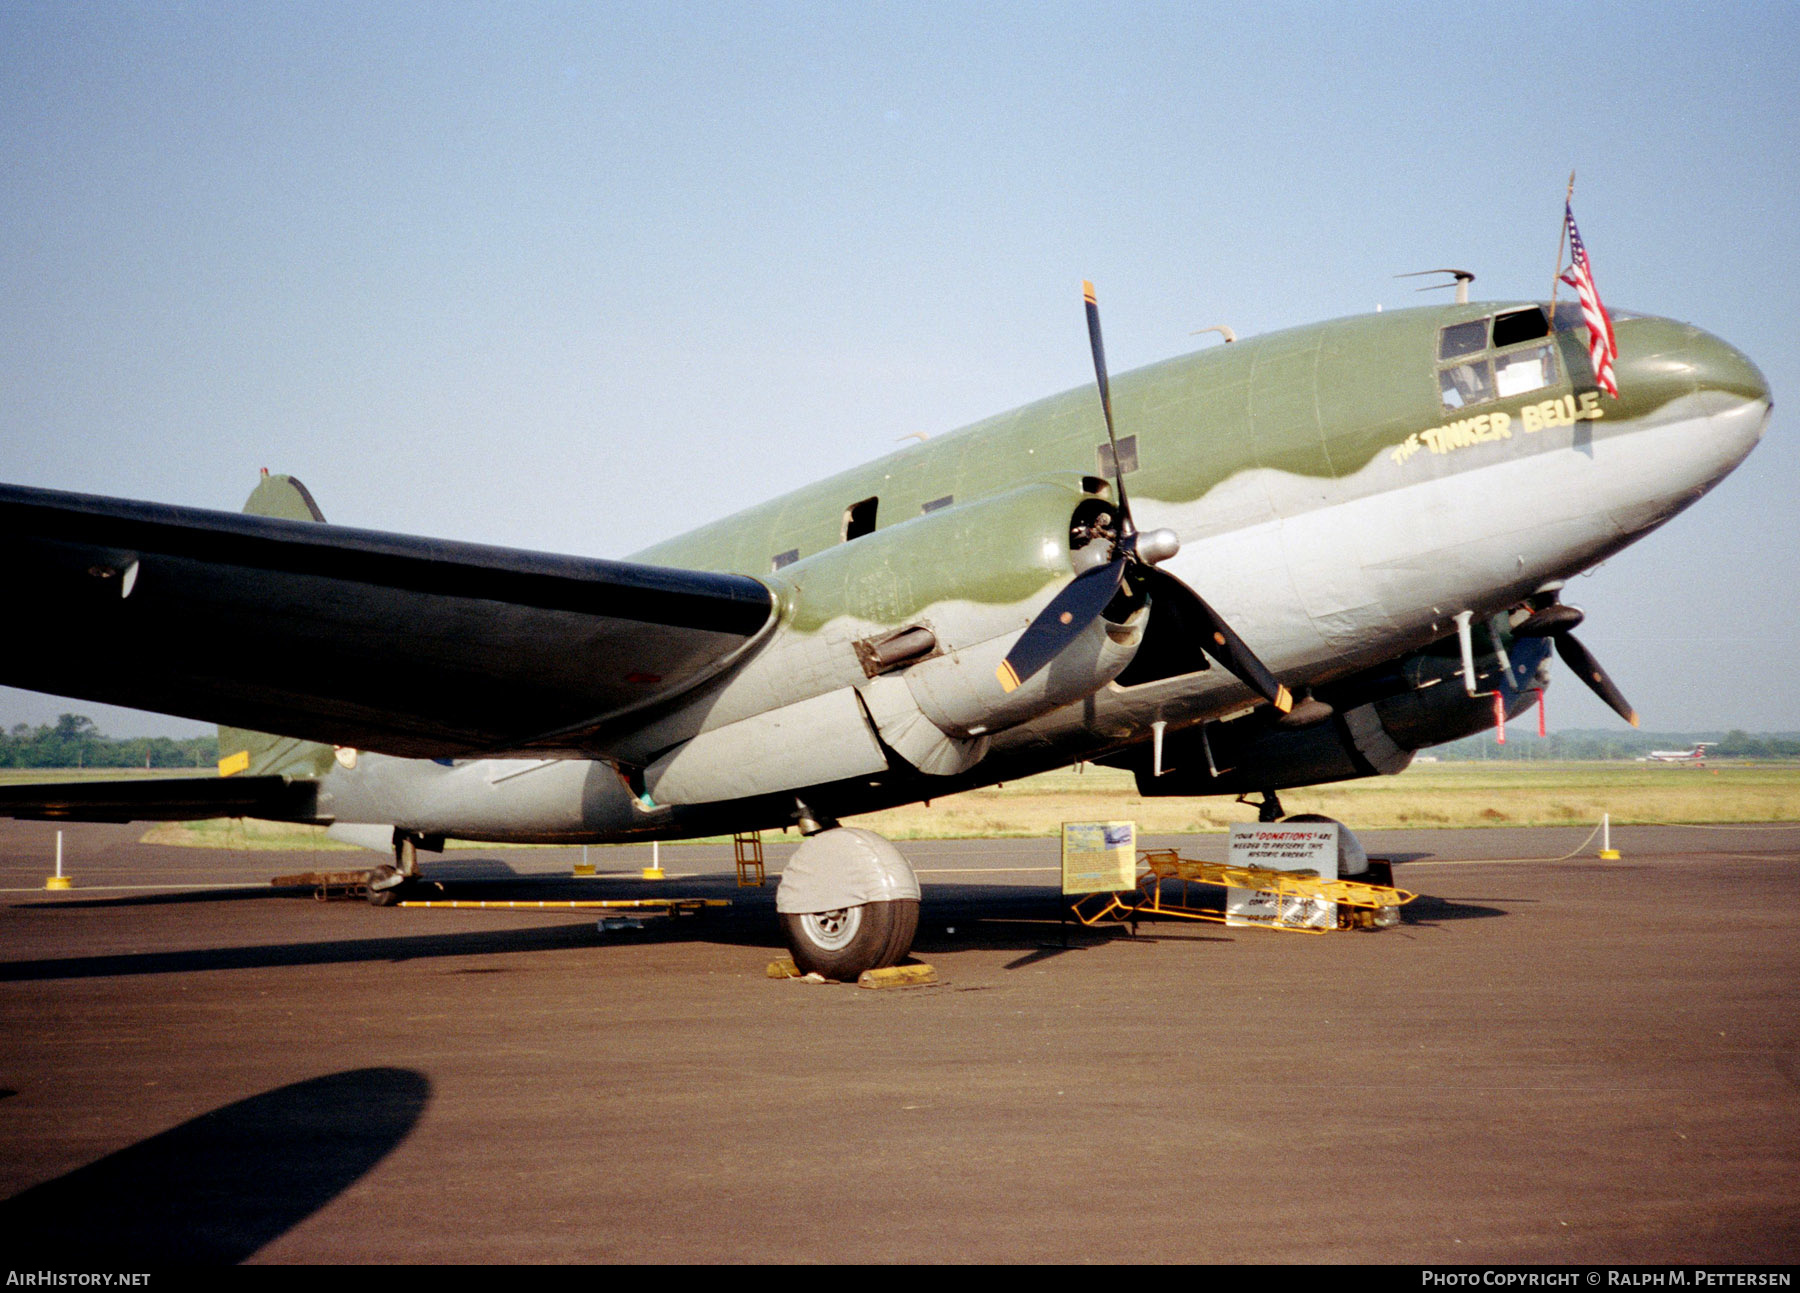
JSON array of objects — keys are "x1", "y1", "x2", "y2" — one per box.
[{"x1": 1, "y1": 819, "x2": 1796, "y2": 1264}]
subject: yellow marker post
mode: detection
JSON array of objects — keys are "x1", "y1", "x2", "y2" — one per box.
[
  {"x1": 573, "y1": 844, "x2": 596, "y2": 877},
  {"x1": 641, "y1": 839, "x2": 665, "y2": 881},
  {"x1": 44, "y1": 829, "x2": 71, "y2": 890},
  {"x1": 1598, "y1": 813, "x2": 1622, "y2": 860}
]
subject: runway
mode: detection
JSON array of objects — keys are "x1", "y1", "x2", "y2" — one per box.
[{"x1": 1, "y1": 819, "x2": 1796, "y2": 1264}]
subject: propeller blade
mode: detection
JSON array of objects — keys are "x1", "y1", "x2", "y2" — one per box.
[
  {"x1": 1031, "y1": 283, "x2": 1291, "y2": 715},
  {"x1": 1139, "y1": 567, "x2": 1292, "y2": 714},
  {"x1": 1082, "y1": 280, "x2": 1133, "y2": 531},
  {"x1": 1553, "y1": 631, "x2": 1639, "y2": 727},
  {"x1": 996, "y1": 558, "x2": 1127, "y2": 693}
]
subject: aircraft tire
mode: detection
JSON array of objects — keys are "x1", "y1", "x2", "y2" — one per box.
[
  {"x1": 366, "y1": 864, "x2": 406, "y2": 907},
  {"x1": 780, "y1": 897, "x2": 919, "y2": 981}
]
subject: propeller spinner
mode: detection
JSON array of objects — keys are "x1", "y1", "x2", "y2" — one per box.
[
  {"x1": 996, "y1": 283, "x2": 1292, "y2": 715},
  {"x1": 1514, "y1": 602, "x2": 1640, "y2": 727}
]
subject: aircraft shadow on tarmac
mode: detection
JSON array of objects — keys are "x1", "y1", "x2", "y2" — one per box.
[
  {"x1": 0, "y1": 882, "x2": 1098, "y2": 979},
  {"x1": 0, "y1": 922, "x2": 638, "y2": 982},
  {"x1": 30, "y1": 887, "x2": 307, "y2": 909},
  {"x1": 1395, "y1": 894, "x2": 1511, "y2": 922},
  {"x1": 1, "y1": 880, "x2": 1507, "y2": 982},
  {"x1": 20, "y1": 856, "x2": 548, "y2": 909},
  {"x1": 0, "y1": 1067, "x2": 429, "y2": 1265}
]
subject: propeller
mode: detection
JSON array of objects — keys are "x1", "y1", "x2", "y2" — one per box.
[
  {"x1": 996, "y1": 282, "x2": 1292, "y2": 715},
  {"x1": 1513, "y1": 602, "x2": 1639, "y2": 727}
]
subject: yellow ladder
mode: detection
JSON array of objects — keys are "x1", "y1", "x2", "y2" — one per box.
[{"x1": 733, "y1": 832, "x2": 765, "y2": 888}]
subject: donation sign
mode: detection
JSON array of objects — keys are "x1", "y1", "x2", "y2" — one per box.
[
  {"x1": 1224, "y1": 821, "x2": 1338, "y2": 930},
  {"x1": 1060, "y1": 821, "x2": 1137, "y2": 895}
]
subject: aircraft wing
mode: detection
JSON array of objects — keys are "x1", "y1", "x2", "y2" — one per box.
[{"x1": 0, "y1": 483, "x2": 775, "y2": 759}]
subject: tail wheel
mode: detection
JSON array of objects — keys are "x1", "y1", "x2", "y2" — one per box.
[
  {"x1": 780, "y1": 898, "x2": 919, "y2": 980},
  {"x1": 366, "y1": 863, "x2": 407, "y2": 907}
]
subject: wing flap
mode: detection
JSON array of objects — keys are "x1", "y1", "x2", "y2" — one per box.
[{"x1": 0, "y1": 484, "x2": 775, "y2": 758}]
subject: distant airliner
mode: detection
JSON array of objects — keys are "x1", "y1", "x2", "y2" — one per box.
[{"x1": 1641, "y1": 743, "x2": 1716, "y2": 764}]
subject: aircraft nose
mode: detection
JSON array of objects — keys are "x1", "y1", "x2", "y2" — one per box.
[
  {"x1": 1614, "y1": 317, "x2": 1772, "y2": 459},
  {"x1": 1682, "y1": 325, "x2": 1771, "y2": 407},
  {"x1": 1613, "y1": 316, "x2": 1770, "y2": 407},
  {"x1": 1682, "y1": 326, "x2": 1772, "y2": 472},
  {"x1": 1600, "y1": 318, "x2": 1771, "y2": 539}
]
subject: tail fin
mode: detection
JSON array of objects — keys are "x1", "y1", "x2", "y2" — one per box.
[
  {"x1": 242, "y1": 469, "x2": 327, "y2": 523},
  {"x1": 216, "y1": 473, "x2": 338, "y2": 779}
]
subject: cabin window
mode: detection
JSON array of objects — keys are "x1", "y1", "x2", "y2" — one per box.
[
  {"x1": 1494, "y1": 344, "x2": 1559, "y2": 399},
  {"x1": 1097, "y1": 435, "x2": 1138, "y2": 478},
  {"x1": 921, "y1": 494, "x2": 954, "y2": 514},
  {"x1": 771, "y1": 549, "x2": 799, "y2": 571},
  {"x1": 1439, "y1": 359, "x2": 1494, "y2": 410},
  {"x1": 1492, "y1": 307, "x2": 1551, "y2": 349},
  {"x1": 1437, "y1": 318, "x2": 1489, "y2": 360},
  {"x1": 842, "y1": 496, "x2": 878, "y2": 542}
]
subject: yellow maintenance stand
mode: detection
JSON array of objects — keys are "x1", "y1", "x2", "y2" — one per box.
[{"x1": 1073, "y1": 848, "x2": 1415, "y2": 935}]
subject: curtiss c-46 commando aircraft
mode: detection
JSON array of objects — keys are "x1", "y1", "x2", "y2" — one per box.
[{"x1": 0, "y1": 276, "x2": 1771, "y2": 978}]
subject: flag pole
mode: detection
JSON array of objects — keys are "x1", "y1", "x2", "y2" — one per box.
[{"x1": 1549, "y1": 169, "x2": 1575, "y2": 317}]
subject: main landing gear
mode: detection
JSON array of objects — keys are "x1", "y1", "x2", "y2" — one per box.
[{"x1": 775, "y1": 827, "x2": 920, "y2": 979}]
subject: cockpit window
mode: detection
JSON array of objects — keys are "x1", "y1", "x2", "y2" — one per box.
[
  {"x1": 1549, "y1": 301, "x2": 1586, "y2": 332},
  {"x1": 1440, "y1": 359, "x2": 1494, "y2": 409},
  {"x1": 1494, "y1": 344, "x2": 1559, "y2": 398},
  {"x1": 1492, "y1": 307, "x2": 1551, "y2": 348},
  {"x1": 1551, "y1": 300, "x2": 1639, "y2": 326},
  {"x1": 1438, "y1": 318, "x2": 1488, "y2": 360}
]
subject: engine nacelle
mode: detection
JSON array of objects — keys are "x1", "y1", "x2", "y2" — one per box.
[
  {"x1": 1123, "y1": 634, "x2": 1552, "y2": 796},
  {"x1": 904, "y1": 597, "x2": 1144, "y2": 738},
  {"x1": 772, "y1": 480, "x2": 1145, "y2": 741}
]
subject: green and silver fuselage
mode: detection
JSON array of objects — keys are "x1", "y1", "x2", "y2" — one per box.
[{"x1": 317, "y1": 301, "x2": 1771, "y2": 842}]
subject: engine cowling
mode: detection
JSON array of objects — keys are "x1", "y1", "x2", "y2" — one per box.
[
  {"x1": 770, "y1": 480, "x2": 1146, "y2": 742},
  {"x1": 1121, "y1": 633, "x2": 1552, "y2": 796}
]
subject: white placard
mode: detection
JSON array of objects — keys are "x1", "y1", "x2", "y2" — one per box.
[{"x1": 1225, "y1": 822, "x2": 1338, "y2": 930}]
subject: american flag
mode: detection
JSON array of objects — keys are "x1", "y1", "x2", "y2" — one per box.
[{"x1": 1559, "y1": 203, "x2": 1620, "y2": 397}]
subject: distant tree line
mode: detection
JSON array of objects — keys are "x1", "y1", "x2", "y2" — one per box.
[
  {"x1": 1712, "y1": 730, "x2": 1800, "y2": 759},
  {"x1": 1429, "y1": 728, "x2": 1800, "y2": 761},
  {"x1": 0, "y1": 714, "x2": 218, "y2": 769}
]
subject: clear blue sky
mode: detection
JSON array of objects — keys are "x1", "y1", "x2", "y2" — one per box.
[{"x1": 2, "y1": 1, "x2": 1795, "y2": 736}]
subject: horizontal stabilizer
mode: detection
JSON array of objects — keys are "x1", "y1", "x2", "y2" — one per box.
[{"x1": 0, "y1": 775, "x2": 319, "y2": 823}]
